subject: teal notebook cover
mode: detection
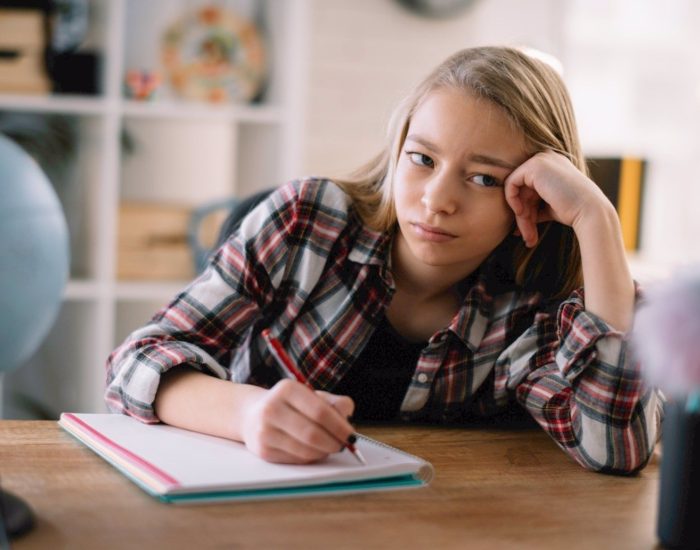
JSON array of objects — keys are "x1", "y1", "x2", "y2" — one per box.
[{"x1": 59, "y1": 413, "x2": 434, "y2": 504}]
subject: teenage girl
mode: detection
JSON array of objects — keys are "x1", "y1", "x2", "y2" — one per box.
[{"x1": 106, "y1": 47, "x2": 661, "y2": 474}]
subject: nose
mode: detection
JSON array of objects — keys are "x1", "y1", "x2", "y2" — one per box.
[{"x1": 421, "y1": 172, "x2": 459, "y2": 215}]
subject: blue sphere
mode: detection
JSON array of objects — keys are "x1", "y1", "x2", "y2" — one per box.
[{"x1": 0, "y1": 134, "x2": 69, "y2": 372}]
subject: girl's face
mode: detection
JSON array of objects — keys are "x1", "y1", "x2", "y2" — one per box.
[{"x1": 393, "y1": 87, "x2": 530, "y2": 280}]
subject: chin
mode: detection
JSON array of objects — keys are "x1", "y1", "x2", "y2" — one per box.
[
  {"x1": 412, "y1": 248, "x2": 464, "y2": 268},
  {"x1": 415, "y1": 244, "x2": 491, "y2": 271}
]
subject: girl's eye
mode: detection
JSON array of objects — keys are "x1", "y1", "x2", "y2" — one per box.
[
  {"x1": 407, "y1": 152, "x2": 434, "y2": 168},
  {"x1": 471, "y1": 174, "x2": 500, "y2": 187}
]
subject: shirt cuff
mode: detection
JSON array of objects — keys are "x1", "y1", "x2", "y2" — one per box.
[{"x1": 554, "y1": 289, "x2": 629, "y2": 383}]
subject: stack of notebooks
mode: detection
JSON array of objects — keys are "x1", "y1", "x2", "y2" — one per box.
[{"x1": 59, "y1": 413, "x2": 434, "y2": 504}]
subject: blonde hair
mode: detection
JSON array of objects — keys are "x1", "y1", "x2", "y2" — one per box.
[{"x1": 336, "y1": 46, "x2": 584, "y2": 299}]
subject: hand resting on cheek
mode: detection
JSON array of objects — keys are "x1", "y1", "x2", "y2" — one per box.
[{"x1": 504, "y1": 150, "x2": 613, "y2": 247}]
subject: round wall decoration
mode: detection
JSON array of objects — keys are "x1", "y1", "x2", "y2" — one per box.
[{"x1": 161, "y1": 6, "x2": 266, "y2": 103}]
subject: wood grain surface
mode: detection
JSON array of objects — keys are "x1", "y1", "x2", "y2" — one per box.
[{"x1": 0, "y1": 421, "x2": 661, "y2": 549}]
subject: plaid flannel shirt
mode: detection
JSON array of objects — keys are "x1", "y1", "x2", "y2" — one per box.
[{"x1": 106, "y1": 178, "x2": 662, "y2": 473}]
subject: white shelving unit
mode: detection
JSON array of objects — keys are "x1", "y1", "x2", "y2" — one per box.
[{"x1": 2, "y1": 0, "x2": 308, "y2": 417}]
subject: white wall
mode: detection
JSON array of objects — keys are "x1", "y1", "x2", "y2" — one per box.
[
  {"x1": 302, "y1": 0, "x2": 564, "y2": 177},
  {"x1": 300, "y1": 0, "x2": 699, "y2": 268},
  {"x1": 562, "y1": 0, "x2": 700, "y2": 266}
]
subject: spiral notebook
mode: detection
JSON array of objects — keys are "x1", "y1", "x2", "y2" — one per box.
[{"x1": 58, "y1": 413, "x2": 434, "y2": 504}]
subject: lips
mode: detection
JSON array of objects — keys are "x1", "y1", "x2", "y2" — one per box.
[{"x1": 410, "y1": 222, "x2": 457, "y2": 242}]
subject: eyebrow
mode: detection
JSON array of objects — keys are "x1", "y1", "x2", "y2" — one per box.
[{"x1": 405, "y1": 134, "x2": 517, "y2": 171}]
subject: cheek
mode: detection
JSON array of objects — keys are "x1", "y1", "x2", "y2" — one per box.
[
  {"x1": 497, "y1": 196, "x2": 515, "y2": 227},
  {"x1": 474, "y1": 195, "x2": 515, "y2": 238},
  {"x1": 394, "y1": 160, "x2": 412, "y2": 192},
  {"x1": 395, "y1": 153, "x2": 427, "y2": 184},
  {"x1": 496, "y1": 204, "x2": 515, "y2": 237},
  {"x1": 393, "y1": 164, "x2": 420, "y2": 208}
]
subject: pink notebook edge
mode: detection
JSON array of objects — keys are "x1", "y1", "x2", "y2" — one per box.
[{"x1": 59, "y1": 412, "x2": 180, "y2": 490}]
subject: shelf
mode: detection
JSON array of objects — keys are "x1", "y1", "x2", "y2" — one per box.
[
  {"x1": 0, "y1": 93, "x2": 285, "y2": 123},
  {"x1": 64, "y1": 280, "x2": 101, "y2": 301},
  {"x1": 121, "y1": 100, "x2": 284, "y2": 123},
  {"x1": 1, "y1": 0, "x2": 306, "y2": 419},
  {"x1": 0, "y1": 94, "x2": 110, "y2": 116},
  {"x1": 115, "y1": 281, "x2": 190, "y2": 301}
]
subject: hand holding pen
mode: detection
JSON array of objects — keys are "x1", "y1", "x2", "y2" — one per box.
[{"x1": 259, "y1": 329, "x2": 366, "y2": 465}]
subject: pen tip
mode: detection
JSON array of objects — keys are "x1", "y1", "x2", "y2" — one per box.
[{"x1": 353, "y1": 447, "x2": 367, "y2": 466}]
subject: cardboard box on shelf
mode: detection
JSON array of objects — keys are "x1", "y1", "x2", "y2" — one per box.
[
  {"x1": 0, "y1": 7, "x2": 50, "y2": 94},
  {"x1": 117, "y1": 202, "x2": 225, "y2": 281}
]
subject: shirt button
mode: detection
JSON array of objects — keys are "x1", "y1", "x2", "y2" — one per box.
[{"x1": 417, "y1": 373, "x2": 428, "y2": 384}]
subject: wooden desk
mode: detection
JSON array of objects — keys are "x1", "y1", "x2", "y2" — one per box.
[{"x1": 1, "y1": 421, "x2": 660, "y2": 549}]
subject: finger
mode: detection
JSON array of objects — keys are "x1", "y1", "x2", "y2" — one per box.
[
  {"x1": 316, "y1": 391, "x2": 355, "y2": 420},
  {"x1": 504, "y1": 160, "x2": 537, "y2": 215},
  {"x1": 504, "y1": 177, "x2": 525, "y2": 215},
  {"x1": 282, "y1": 384, "x2": 355, "y2": 444},
  {"x1": 514, "y1": 213, "x2": 537, "y2": 248},
  {"x1": 259, "y1": 399, "x2": 342, "y2": 458},
  {"x1": 534, "y1": 205, "x2": 555, "y2": 224},
  {"x1": 519, "y1": 200, "x2": 543, "y2": 247},
  {"x1": 270, "y1": 382, "x2": 353, "y2": 453},
  {"x1": 517, "y1": 187, "x2": 548, "y2": 247},
  {"x1": 271, "y1": 399, "x2": 349, "y2": 455},
  {"x1": 254, "y1": 425, "x2": 331, "y2": 464}
]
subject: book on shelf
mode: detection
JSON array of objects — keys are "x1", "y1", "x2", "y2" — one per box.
[
  {"x1": 117, "y1": 201, "x2": 225, "y2": 281},
  {"x1": 587, "y1": 156, "x2": 646, "y2": 251}
]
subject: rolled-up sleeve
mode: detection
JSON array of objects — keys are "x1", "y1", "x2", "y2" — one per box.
[
  {"x1": 502, "y1": 288, "x2": 662, "y2": 474},
  {"x1": 104, "y1": 182, "x2": 301, "y2": 422}
]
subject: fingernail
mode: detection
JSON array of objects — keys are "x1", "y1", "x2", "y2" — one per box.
[{"x1": 347, "y1": 434, "x2": 357, "y2": 445}]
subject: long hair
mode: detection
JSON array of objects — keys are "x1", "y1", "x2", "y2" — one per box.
[{"x1": 335, "y1": 46, "x2": 584, "y2": 299}]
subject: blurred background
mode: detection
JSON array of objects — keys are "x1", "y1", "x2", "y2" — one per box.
[{"x1": 1, "y1": 0, "x2": 698, "y2": 419}]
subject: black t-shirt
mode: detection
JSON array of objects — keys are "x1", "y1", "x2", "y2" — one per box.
[{"x1": 332, "y1": 315, "x2": 426, "y2": 421}]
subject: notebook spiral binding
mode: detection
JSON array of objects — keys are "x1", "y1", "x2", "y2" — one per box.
[{"x1": 357, "y1": 434, "x2": 434, "y2": 482}]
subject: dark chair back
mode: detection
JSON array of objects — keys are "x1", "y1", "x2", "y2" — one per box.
[{"x1": 188, "y1": 188, "x2": 274, "y2": 274}]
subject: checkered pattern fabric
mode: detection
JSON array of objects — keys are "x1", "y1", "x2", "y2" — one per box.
[{"x1": 106, "y1": 178, "x2": 661, "y2": 473}]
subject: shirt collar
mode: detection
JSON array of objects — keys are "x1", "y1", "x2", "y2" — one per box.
[
  {"x1": 348, "y1": 221, "x2": 514, "y2": 351},
  {"x1": 347, "y1": 223, "x2": 392, "y2": 266},
  {"x1": 448, "y1": 254, "x2": 515, "y2": 352},
  {"x1": 449, "y1": 275, "x2": 494, "y2": 352}
]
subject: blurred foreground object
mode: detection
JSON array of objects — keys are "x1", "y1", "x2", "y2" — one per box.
[
  {"x1": 0, "y1": 133, "x2": 69, "y2": 538},
  {"x1": 634, "y1": 266, "x2": 700, "y2": 399},
  {"x1": 633, "y1": 266, "x2": 700, "y2": 549}
]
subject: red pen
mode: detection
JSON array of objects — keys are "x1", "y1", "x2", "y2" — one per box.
[{"x1": 262, "y1": 328, "x2": 366, "y2": 465}]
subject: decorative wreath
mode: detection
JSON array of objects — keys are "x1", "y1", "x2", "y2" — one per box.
[{"x1": 161, "y1": 6, "x2": 266, "y2": 103}]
